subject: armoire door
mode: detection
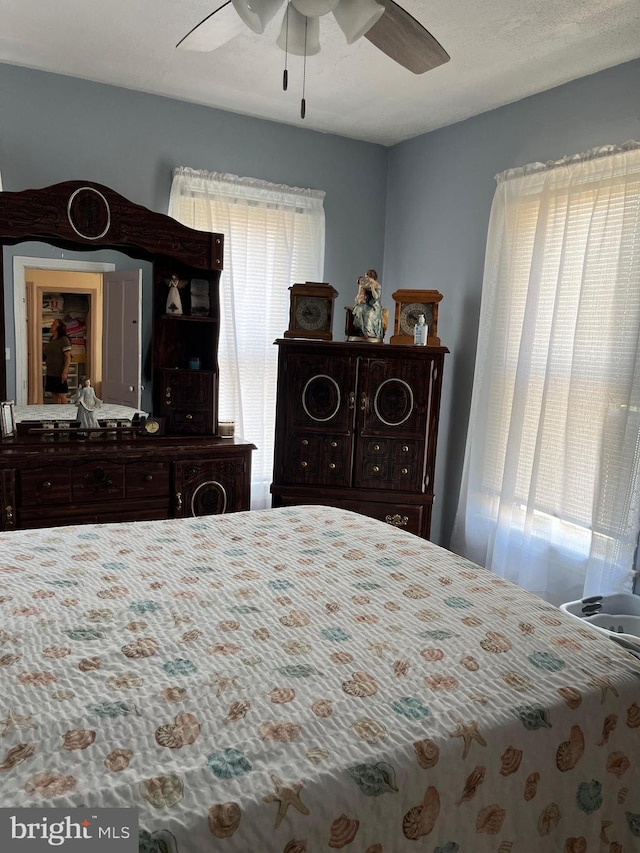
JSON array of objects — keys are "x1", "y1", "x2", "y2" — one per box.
[
  {"x1": 280, "y1": 350, "x2": 357, "y2": 487},
  {"x1": 354, "y1": 355, "x2": 430, "y2": 491}
]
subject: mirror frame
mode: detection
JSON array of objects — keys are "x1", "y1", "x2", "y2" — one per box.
[{"x1": 0, "y1": 180, "x2": 223, "y2": 402}]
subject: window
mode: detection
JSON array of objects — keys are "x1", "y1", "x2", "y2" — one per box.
[
  {"x1": 453, "y1": 144, "x2": 640, "y2": 604},
  {"x1": 169, "y1": 168, "x2": 325, "y2": 508}
]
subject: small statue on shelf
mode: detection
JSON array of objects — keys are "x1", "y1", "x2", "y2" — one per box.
[
  {"x1": 164, "y1": 274, "x2": 188, "y2": 315},
  {"x1": 351, "y1": 269, "x2": 387, "y2": 341},
  {"x1": 71, "y1": 379, "x2": 102, "y2": 429}
]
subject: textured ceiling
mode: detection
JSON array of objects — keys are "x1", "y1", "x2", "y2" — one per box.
[{"x1": 2, "y1": 0, "x2": 640, "y2": 145}]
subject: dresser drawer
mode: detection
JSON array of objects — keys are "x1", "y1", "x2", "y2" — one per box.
[
  {"x1": 126, "y1": 462, "x2": 170, "y2": 498},
  {"x1": 72, "y1": 462, "x2": 125, "y2": 502},
  {"x1": 170, "y1": 411, "x2": 210, "y2": 430},
  {"x1": 20, "y1": 467, "x2": 71, "y2": 507}
]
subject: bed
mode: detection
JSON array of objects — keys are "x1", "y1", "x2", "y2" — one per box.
[
  {"x1": 0, "y1": 505, "x2": 638, "y2": 852},
  {"x1": 14, "y1": 404, "x2": 147, "y2": 424}
]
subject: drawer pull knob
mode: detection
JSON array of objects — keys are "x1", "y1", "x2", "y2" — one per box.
[
  {"x1": 372, "y1": 465, "x2": 380, "y2": 474},
  {"x1": 401, "y1": 467, "x2": 408, "y2": 475},
  {"x1": 385, "y1": 513, "x2": 408, "y2": 527},
  {"x1": 5, "y1": 505, "x2": 13, "y2": 522},
  {"x1": 42, "y1": 481, "x2": 52, "y2": 489},
  {"x1": 145, "y1": 474, "x2": 153, "y2": 481},
  {"x1": 328, "y1": 462, "x2": 336, "y2": 470},
  {"x1": 373, "y1": 443, "x2": 380, "y2": 452},
  {"x1": 301, "y1": 461, "x2": 308, "y2": 468},
  {"x1": 402, "y1": 445, "x2": 409, "y2": 452},
  {"x1": 302, "y1": 439, "x2": 309, "y2": 446},
  {"x1": 186, "y1": 414, "x2": 193, "y2": 420},
  {"x1": 330, "y1": 441, "x2": 337, "y2": 448}
]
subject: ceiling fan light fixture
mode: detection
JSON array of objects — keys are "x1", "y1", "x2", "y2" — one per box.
[
  {"x1": 291, "y1": 0, "x2": 339, "y2": 16},
  {"x1": 276, "y1": 5, "x2": 321, "y2": 56},
  {"x1": 232, "y1": 0, "x2": 285, "y2": 34},
  {"x1": 333, "y1": 0, "x2": 384, "y2": 44}
]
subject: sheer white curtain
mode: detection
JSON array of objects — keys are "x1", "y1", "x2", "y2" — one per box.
[
  {"x1": 169, "y1": 167, "x2": 325, "y2": 508},
  {"x1": 452, "y1": 142, "x2": 640, "y2": 606}
]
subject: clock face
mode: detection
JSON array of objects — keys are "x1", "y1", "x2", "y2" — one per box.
[
  {"x1": 399, "y1": 302, "x2": 434, "y2": 336},
  {"x1": 296, "y1": 296, "x2": 329, "y2": 331},
  {"x1": 144, "y1": 419, "x2": 160, "y2": 435}
]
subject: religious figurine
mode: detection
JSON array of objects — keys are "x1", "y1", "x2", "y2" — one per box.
[
  {"x1": 71, "y1": 379, "x2": 102, "y2": 429},
  {"x1": 164, "y1": 274, "x2": 188, "y2": 315},
  {"x1": 352, "y1": 269, "x2": 386, "y2": 341}
]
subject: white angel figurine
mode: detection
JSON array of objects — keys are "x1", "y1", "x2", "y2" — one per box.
[
  {"x1": 165, "y1": 273, "x2": 187, "y2": 315},
  {"x1": 71, "y1": 379, "x2": 102, "y2": 429}
]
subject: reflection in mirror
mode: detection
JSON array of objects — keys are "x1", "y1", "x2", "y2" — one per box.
[{"x1": 3, "y1": 242, "x2": 153, "y2": 411}]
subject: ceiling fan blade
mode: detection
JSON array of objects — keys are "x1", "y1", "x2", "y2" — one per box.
[
  {"x1": 176, "y1": 1, "x2": 243, "y2": 51},
  {"x1": 364, "y1": 0, "x2": 449, "y2": 74}
]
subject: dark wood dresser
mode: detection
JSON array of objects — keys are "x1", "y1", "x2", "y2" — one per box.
[
  {"x1": 0, "y1": 434, "x2": 254, "y2": 531},
  {"x1": 270, "y1": 338, "x2": 448, "y2": 539},
  {"x1": 0, "y1": 180, "x2": 256, "y2": 531}
]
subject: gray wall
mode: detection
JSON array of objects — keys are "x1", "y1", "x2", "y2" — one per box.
[
  {"x1": 385, "y1": 58, "x2": 640, "y2": 546},
  {"x1": 0, "y1": 63, "x2": 388, "y2": 341}
]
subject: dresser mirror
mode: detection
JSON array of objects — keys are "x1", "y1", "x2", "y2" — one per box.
[{"x1": 4, "y1": 241, "x2": 153, "y2": 410}]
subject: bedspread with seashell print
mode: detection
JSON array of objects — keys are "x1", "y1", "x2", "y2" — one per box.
[{"x1": 0, "y1": 505, "x2": 638, "y2": 853}]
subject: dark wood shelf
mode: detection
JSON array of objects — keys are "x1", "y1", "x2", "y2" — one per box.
[{"x1": 160, "y1": 314, "x2": 216, "y2": 323}]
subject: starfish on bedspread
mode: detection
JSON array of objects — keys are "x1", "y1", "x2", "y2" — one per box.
[
  {"x1": 263, "y1": 774, "x2": 310, "y2": 828},
  {"x1": 367, "y1": 641, "x2": 393, "y2": 657},
  {"x1": 582, "y1": 670, "x2": 620, "y2": 703},
  {"x1": 0, "y1": 709, "x2": 37, "y2": 736},
  {"x1": 449, "y1": 718, "x2": 487, "y2": 759},
  {"x1": 210, "y1": 675, "x2": 243, "y2": 696}
]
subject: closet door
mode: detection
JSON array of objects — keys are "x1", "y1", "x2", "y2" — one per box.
[
  {"x1": 102, "y1": 270, "x2": 142, "y2": 407},
  {"x1": 354, "y1": 354, "x2": 429, "y2": 491},
  {"x1": 280, "y1": 349, "x2": 357, "y2": 487}
]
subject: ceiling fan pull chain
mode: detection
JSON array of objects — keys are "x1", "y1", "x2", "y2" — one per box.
[
  {"x1": 282, "y1": 4, "x2": 289, "y2": 91},
  {"x1": 301, "y1": 17, "x2": 307, "y2": 119}
]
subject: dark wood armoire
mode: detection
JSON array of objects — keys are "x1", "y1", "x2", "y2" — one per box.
[{"x1": 270, "y1": 338, "x2": 448, "y2": 539}]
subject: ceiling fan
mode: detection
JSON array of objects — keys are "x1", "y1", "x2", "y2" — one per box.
[{"x1": 177, "y1": 0, "x2": 450, "y2": 117}]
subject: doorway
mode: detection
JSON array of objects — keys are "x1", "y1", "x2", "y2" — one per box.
[{"x1": 26, "y1": 270, "x2": 103, "y2": 404}]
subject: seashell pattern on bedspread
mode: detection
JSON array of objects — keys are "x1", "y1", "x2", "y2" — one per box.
[{"x1": 0, "y1": 505, "x2": 638, "y2": 852}]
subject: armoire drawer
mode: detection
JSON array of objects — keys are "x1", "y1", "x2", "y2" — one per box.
[
  {"x1": 365, "y1": 502, "x2": 426, "y2": 535},
  {"x1": 283, "y1": 433, "x2": 350, "y2": 486}
]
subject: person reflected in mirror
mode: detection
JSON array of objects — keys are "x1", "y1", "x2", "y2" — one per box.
[
  {"x1": 44, "y1": 318, "x2": 72, "y2": 404},
  {"x1": 352, "y1": 269, "x2": 383, "y2": 340},
  {"x1": 71, "y1": 379, "x2": 102, "y2": 429}
]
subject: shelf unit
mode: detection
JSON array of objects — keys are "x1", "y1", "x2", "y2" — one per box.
[{"x1": 152, "y1": 270, "x2": 219, "y2": 435}]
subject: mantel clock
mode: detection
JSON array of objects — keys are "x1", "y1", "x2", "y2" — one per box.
[
  {"x1": 390, "y1": 289, "x2": 443, "y2": 345},
  {"x1": 284, "y1": 282, "x2": 338, "y2": 341}
]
